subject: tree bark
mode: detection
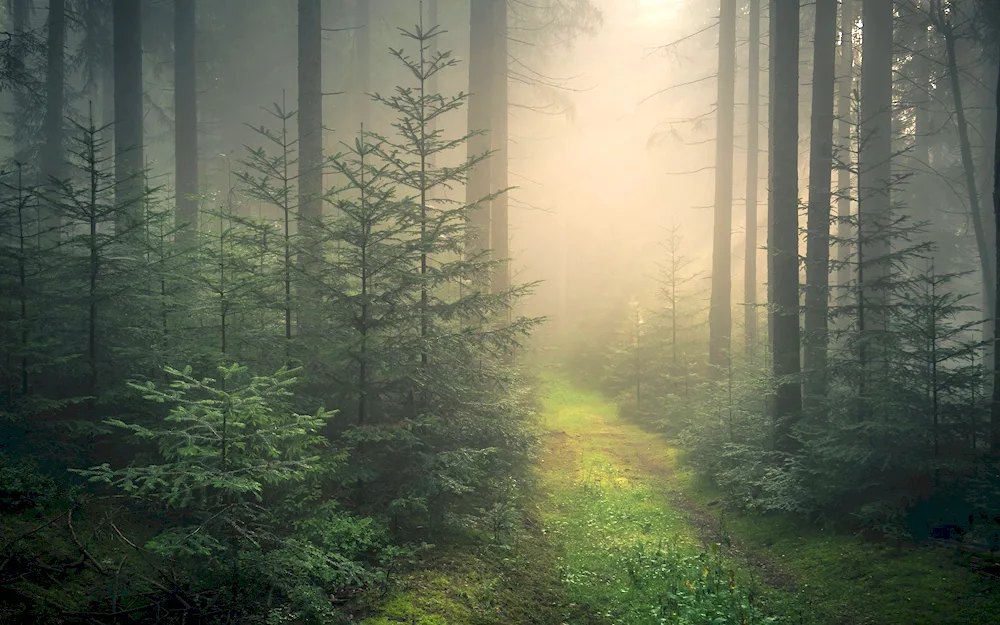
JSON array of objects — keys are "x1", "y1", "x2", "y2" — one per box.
[
  {"x1": 174, "y1": 0, "x2": 198, "y2": 241},
  {"x1": 745, "y1": 0, "x2": 761, "y2": 358},
  {"x1": 709, "y1": 0, "x2": 736, "y2": 373},
  {"x1": 490, "y1": 0, "x2": 509, "y2": 301},
  {"x1": 803, "y1": 0, "x2": 838, "y2": 408},
  {"x1": 466, "y1": 0, "x2": 495, "y2": 262},
  {"x1": 858, "y1": 0, "x2": 893, "y2": 328},
  {"x1": 9, "y1": 0, "x2": 30, "y2": 164},
  {"x1": 991, "y1": 55, "x2": 1000, "y2": 453},
  {"x1": 113, "y1": 0, "x2": 144, "y2": 232},
  {"x1": 939, "y1": 11, "x2": 996, "y2": 354},
  {"x1": 298, "y1": 0, "x2": 323, "y2": 332},
  {"x1": 41, "y1": 0, "x2": 66, "y2": 240},
  {"x1": 354, "y1": 0, "x2": 370, "y2": 130},
  {"x1": 770, "y1": 0, "x2": 802, "y2": 452},
  {"x1": 836, "y1": 0, "x2": 854, "y2": 292}
]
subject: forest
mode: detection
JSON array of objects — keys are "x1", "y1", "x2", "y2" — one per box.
[{"x1": 1, "y1": 0, "x2": 999, "y2": 623}]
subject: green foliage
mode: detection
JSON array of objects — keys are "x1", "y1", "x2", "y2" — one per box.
[{"x1": 0, "y1": 14, "x2": 541, "y2": 624}]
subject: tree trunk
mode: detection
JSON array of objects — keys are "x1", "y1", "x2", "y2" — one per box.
[
  {"x1": 991, "y1": 57, "x2": 1000, "y2": 453},
  {"x1": 466, "y1": 0, "x2": 495, "y2": 262},
  {"x1": 858, "y1": 0, "x2": 893, "y2": 329},
  {"x1": 490, "y1": 0, "x2": 509, "y2": 300},
  {"x1": 113, "y1": 0, "x2": 144, "y2": 232},
  {"x1": 709, "y1": 0, "x2": 736, "y2": 373},
  {"x1": 41, "y1": 0, "x2": 66, "y2": 240},
  {"x1": 836, "y1": 0, "x2": 854, "y2": 292},
  {"x1": 940, "y1": 13, "x2": 996, "y2": 354},
  {"x1": 354, "y1": 0, "x2": 370, "y2": 130},
  {"x1": 803, "y1": 0, "x2": 838, "y2": 408},
  {"x1": 770, "y1": 0, "x2": 802, "y2": 453},
  {"x1": 745, "y1": 0, "x2": 761, "y2": 358},
  {"x1": 766, "y1": 0, "x2": 776, "y2": 350},
  {"x1": 9, "y1": 0, "x2": 30, "y2": 164},
  {"x1": 174, "y1": 0, "x2": 197, "y2": 241},
  {"x1": 298, "y1": 0, "x2": 323, "y2": 331}
]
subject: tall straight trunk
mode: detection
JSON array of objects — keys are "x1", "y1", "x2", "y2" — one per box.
[
  {"x1": 912, "y1": 2, "x2": 930, "y2": 194},
  {"x1": 980, "y1": 59, "x2": 998, "y2": 371},
  {"x1": 9, "y1": 0, "x2": 30, "y2": 163},
  {"x1": 40, "y1": 0, "x2": 66, "y2": 240},
  {"x1": 991, "y1": 58, "x2": 1000, "y2": 453},
  {"x1": 174, "y1": 0, "x2": 198, "y2": 240},
  {"x1": 770, "y1": 0, "x2": 802, "y2": 452},
  {"x1": 355, "y1": 0, "x2": 370, "y2": 130},
  {"x1": 858, "y1": 0, "x2": 893, "y2": 328},
  {"x1": 709, "y1": 0, "x2": 736, "y2": 373},
  {"x1": 766, "y1": 0, "x2": 777, "y2": 348},
  {"x1": 836, "y1": 0, "x2": 854, "y2": 290},
  {"x1": 490, "y1": 0, "x2": 509, "y2": 299},
  {"x1": 745, "y1": 0, "x2": 761, "y2": 358},
  {"x1": 113, "y1": 0, "x2": 144, "y2": 232},
  {"x1": 939, "y1": 14, "x2": 996, "y2": 348},
  {"x1": 803, "y1": 0, "x2": 838, "y2": 407},
  {"x1": 101, "y1": 60, "x2": 115, "y2": 162},
  {"x1": 298, "y1": 0, "x2": 323, "y2": 332},
  {"x1": 466, "y1": 0, "x2": 494, "y2": 261}
]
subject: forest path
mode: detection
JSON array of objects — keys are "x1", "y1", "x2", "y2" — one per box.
[
  {"x1": 365, "y1": 375, "x2": 1000, "y2": 624},
  {"x1": 538, "y1": 376, "x2": 1000, "y2": 625},
  {"x1": 534, "y1": 377, "x2": 788, "y2": 624}
]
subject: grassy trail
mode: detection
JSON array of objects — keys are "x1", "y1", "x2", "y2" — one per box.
[{"x1": 365, "y1": 376, "x2": 1000, "y2": 624}]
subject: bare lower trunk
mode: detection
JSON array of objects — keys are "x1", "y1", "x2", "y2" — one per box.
[
  {"x1": 745, "y1": 0, "x2": 761, "y2": 358},
  {"x1": 466, "y1": 0, "x2": 495, "y2": 262},
  {"x1": 803, "y1": 0, "x2": 838, "y2": 408},
  {"x1": 113, "y1": 0, "x2": 144, "y2": 232},
  {"x1": 771, "y1": 0, "x2": 802, "y2": 451},
  {"x1": 709, "y1": 0, "x2": 736, "y2": 373},
  {"x1": 174, "y1": 0, "x2": 198, "y2": 241},
  {"x1": 490, "y1": 0, "x2": 509, "y2": 301}
]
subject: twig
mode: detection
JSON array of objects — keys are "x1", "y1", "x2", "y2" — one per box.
[{"x1": 68, "y1": 507, "x2": 105, "y2": 574}]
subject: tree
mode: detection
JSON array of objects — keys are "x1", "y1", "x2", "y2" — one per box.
[
  {"x1": 709, "y1": 0, "x2": 736, "y2": 373},
  {"x1": 930, "y1": 0, "x2": 996, "y2": 357},
  {"x1": 836, "y1": 0, "x2": 854, "y2": 289},
  {"x1": 39, "y1": 0, "x2": 66, "y2": 242},
  {"x1": 298, "y1": 0, "x2": 323, "y2": 331},
  {"x1": 354, "y1": 0, "x2": 371, "y2": 130},
  {"x1": 490, "y1": 0, "x2": 510, "y2": 299},
  {"x1": 770, "y1": 0, "x2": 802, "y2": 452},
  {"x1": 113, "y1": 0, "x2": 144, "y2": 231},
  {"x1": 803, "y1": 0, "x2": 838, "y2": 407},
  {"x1": 858, "y1": 0, "x2": 893, "y2": 315},
  {"x1": 989, "y1": 3, "x2": 1000, "y2": 452},
  {"x1": 745, "y1": 0, "x2": 761, "y2": 358},
  {"x1": 466, "y1": 0, "x2": 495, "y2": 263},
  {"x1": 174, "y1": 0, "x2": 198, "y2": 240}
]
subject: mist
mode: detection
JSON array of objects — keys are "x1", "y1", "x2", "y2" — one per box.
[{"x1": 1, "y1": 1, "x2": 1000, "y2": 624}]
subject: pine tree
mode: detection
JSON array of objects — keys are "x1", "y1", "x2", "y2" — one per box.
[
  {"x1": 744, "y1": 0, "x2": 762, "y2": 358},
  {"x1": 770, "y1": 0, "x2": 803, "y2": 452},
  {"x1": 113, "y1": 0, "x2": 144, "y2": 233},
  {"x1": 174, "y1": 0, "x2": 198, "y2": 240},
  {"x1": 803, "y1": 0, "x2": 838, "y2": 408},
  {"x1": 709, "y1": 0, "x2": 736, "y2": 374}
]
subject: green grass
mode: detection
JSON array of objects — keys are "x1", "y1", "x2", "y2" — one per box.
[
  {"x1": 366, "y1": 373, "x2": 1000, "y2": 624},
  {"x1": 669, "y1": 466, "x2": 1000, "y2": 625},
  {"x1": 538, "y1": 379, "x2": 781, "y2": 624}
]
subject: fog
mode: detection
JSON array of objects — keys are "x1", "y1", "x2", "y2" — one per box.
[{"x1": 514, "y1": 0, "x2": 721, "y2": 324}]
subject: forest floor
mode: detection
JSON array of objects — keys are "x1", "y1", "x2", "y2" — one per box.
[{"x1": 362, "y1": 375, "x2": 1000, "y2": 624}]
